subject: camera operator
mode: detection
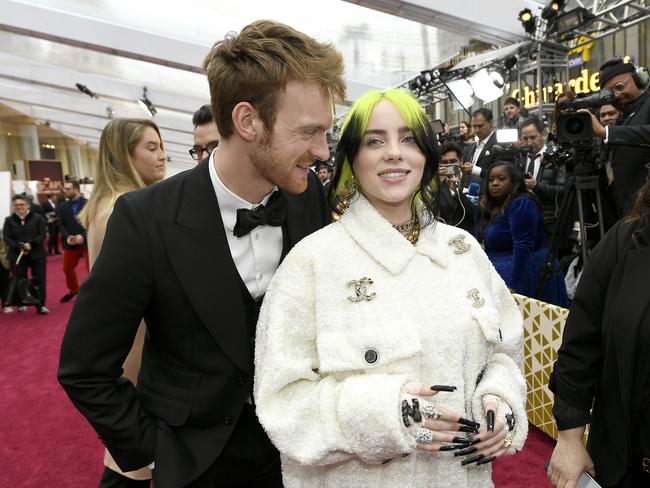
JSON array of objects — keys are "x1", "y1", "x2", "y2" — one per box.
[
  {"x1": 520, "y1": 117, "x2": 566, "y2": 239},
  {"x1": 437, "y1": 142, "x2": 476, "y2": 235},
  {"x1": 582, "y1": 57, "x2": 650, "y2": 216}
]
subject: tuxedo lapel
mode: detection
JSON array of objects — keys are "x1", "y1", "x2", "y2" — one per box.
[
  {"x1": 158, "y1": 161, "x2": 252, "y2": 374},
  {"x1": 281, "y1": 187, "x2": 314, "y2": 261}
]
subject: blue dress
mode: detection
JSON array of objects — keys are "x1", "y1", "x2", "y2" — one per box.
[{"x1": 482, "y1": 195, "x2": 569, "y2": 307}]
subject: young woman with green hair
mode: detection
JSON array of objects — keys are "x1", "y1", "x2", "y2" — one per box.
[{"x1": 254, "y1": 89, "x2": 527, "y2": 487}]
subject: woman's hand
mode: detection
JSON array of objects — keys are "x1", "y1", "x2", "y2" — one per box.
[
  {"x1": 401, "y1": 383, "x2": 479, "y2": 452},
  {"x1": 453, "y1": 399, "x2": 509, "y2": 466},
  {"x1": 547, "y1": 427, "x2": 594, "y2": 488}
]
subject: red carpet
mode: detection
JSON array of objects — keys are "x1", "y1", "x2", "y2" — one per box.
[{"x1": 0, "y1": 255, "x2": 555, "y2": 487}]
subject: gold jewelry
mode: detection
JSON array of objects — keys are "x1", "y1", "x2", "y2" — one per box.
[
  {"x1": 502, "y1": 435, "x2": 513, "y2": 449},
  {"x1": 393, "y1": 216, "x2": 420, "y2": 245}
]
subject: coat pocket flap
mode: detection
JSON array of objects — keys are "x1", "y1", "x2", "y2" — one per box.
[
  {"x1": 139, "y1": 387, "x2": 192, "y2": 427},
  {"x1": 468, "y1": 292, "x2": 502, "y2": 343},
  {"x1": 317, "y1": 326, "x2": 421, "y2": 374}
]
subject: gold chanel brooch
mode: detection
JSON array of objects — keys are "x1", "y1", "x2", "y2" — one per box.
[{"x1": 448, "y1": 234, "x2": 471, "y2": 254}]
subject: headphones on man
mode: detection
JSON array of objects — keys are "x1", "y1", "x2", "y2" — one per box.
[{"x1": 621, "y1": 56, "x2": 649, "y2": 89}]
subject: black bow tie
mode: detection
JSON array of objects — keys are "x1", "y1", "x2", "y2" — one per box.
[{"x1": 233, "y1": 191, "x2": 287, "y2": 238}]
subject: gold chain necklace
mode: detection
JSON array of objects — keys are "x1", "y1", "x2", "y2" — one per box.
[{"x1": 393, "y1": 217, "x2": 420, "y2": 245}]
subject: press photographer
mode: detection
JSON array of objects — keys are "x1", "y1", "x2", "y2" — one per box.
[{"x1": 581, "y1": 57, "x2": 650, "y2": 216}]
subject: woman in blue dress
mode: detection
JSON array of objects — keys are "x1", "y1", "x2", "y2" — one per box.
[{"x1": 479, "y1": 161, "x2": 569, "y2": 307}]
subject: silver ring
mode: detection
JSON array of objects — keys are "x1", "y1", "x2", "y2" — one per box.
[
  {"x1": 423, "y1": 404, "x2": 442, "y2": 420},
  {"x1": 415, "y1": 427, "x2": 434, "y2": 444}
]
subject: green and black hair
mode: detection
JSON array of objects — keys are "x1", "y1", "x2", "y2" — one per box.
[{"x1": 328, "y1": 89, "x2": 440, "y2": 226}]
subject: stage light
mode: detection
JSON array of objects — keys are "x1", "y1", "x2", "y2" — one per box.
[
  {"x1": 490, "y1": 71, "x2": 505, "y2": 89},
  {"x1": 468, "y1": 69, "x2": 503, "y2": 103},
  {"x1": 518, "y1": 8, "x2": 537, "y2": 34},
  {"x1": 446, "y1": 79, "x2": 475, "y2": 111},
  {"x1": 138, "y1": 87, "x2": 157, "y2": 117},
  {"x1": 556, "y1": 7, "x2": 590, "y2": 35},
  {"x1": 504, "y1": 55, "x2": 518, "y2": 71}
]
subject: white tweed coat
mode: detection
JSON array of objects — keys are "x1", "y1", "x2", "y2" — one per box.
[{"x1": 254, "y1": 194, "x2": 528, "y2": 488}]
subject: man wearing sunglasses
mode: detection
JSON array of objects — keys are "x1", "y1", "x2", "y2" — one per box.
[
  {"x1": 190, "y1": 104, "x2": 221, "y2": 162},
  {"x1": 583, "y1": 57, "x2": 650, "y2": 216}
]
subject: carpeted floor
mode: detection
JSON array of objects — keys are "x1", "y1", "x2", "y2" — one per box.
[{"x1": 0, "y1": 254, "x2": 555, "y2": 487}]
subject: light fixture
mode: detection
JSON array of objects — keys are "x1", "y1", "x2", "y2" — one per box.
[
  {"x1": 518, "y1": 8, "x2": 537, "y2": 34},
  {"x1": 490, "y1": 71, "x2": 505, "y2": 89},
  {"x1": 556, "y1": 7, "x2": 590, "y2": 36},
  {"x1": 446, "y1": 79, "x2": 475, "y2": 111},
  {"x1": 468, "y1": 69, "x2": 503, "y2": 103},
  {"x1": 138, "y1": 87, "x2": 157, "y2": 117},
  {"x1": 75, "y1": 83, "x2": 98, "y2": 98},
  {"x1": 504, "y1": 55, "x2": 518, "y2": 71}
]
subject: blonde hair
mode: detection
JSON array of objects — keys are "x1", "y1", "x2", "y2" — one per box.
[
  {"x1": 202, "y1": 20, "x2": 346, "y2": 139},
  {"x1": 79, "y1": 118, "x2": 162, "y2": 228}
]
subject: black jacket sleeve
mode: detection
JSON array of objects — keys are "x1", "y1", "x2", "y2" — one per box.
[
  {"x1": 549, "y1": 221, "x2": 625, "y2": 410},
  {"x1": 57, "y1": 195, "x2": 156, "y2": 471},
  {"x1": 3, "y1": 217, "x2": 19, "y2": 249},
  {"x1": 30, "y1": 215, "x2": 47, "y2": 247}
]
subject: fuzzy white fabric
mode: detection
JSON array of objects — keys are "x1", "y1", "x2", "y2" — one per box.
[{"x1": 254, "y1": 194, "x2": 528, "y2": 488}]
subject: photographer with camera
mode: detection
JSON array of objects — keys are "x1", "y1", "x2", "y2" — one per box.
[
  {"x1": 520, "y1": 117, "x2": 567, "y2": 240},
  {"x1": 437, "y1": 142, "x2": 476, "y2": 234},
  {"x1": 581, "y1": 57, "x2": 650, "y2": 216}
]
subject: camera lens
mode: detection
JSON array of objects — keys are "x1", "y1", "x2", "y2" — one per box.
[{"x1": 566, "y1": 117, "x2": 585, "y2": 135}]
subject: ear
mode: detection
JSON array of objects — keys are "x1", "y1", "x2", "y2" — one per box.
[{"x1": 231, "y1": 102, "x2": 262, "y2": 142}]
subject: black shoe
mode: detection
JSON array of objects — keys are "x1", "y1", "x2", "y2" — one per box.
[{"x1": 60, "y1": 292, "x2": 77, "y2": 303}]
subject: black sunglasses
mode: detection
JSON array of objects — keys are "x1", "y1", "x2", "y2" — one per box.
[{"x1": 189, "y1": 140, "x2": 219, "y2": 161}]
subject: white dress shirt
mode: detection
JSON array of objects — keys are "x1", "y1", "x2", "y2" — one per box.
[
  {"x1": 470, "y1": 132, "x2": 495, "y2": 177},
  {"x1": 528, "y1": 144, "x2": 546, "y2": 180},
  {"x1": 208, "y1": 151, "x2": 283, "y2": 299}
]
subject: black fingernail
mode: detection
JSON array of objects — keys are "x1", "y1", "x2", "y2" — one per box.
[
  {"x1": 459, "y1": 425, "x2": 479, "y2": 433},
  {"x1": 401, "y1": 452, "x2": 410, "y2": 458},
  {"x1": 402, "y1": 413, "x2": 411, "y2": 427},
  {"x1": 487, "y1": 410, "x2": 495, "y2": 432},
  {"x1": 459, "y1": 417, "x2": 481, "y2": 429},
  {"x1": 452, "y1": 437, "x2": 471, "y2": 444},
  {"x1": 430, "y1": 385, "x2": 457, "y2": 392},
  {"x1": 411, "y1": 399, "x2": 422, "y2": 423},
  {"x1": 461, "y1": 454, "x2": 485, "y2": 466},
  {"x1": 439, "y1": 444, "x2": 466, "y2": 451},
  {"x1": 454, "y1": 447, "x2": 478, "y2": 457},
  {"x1": 382, "y1": 458, "x2": 392, "y2": 465},
  {"x1": 468, "y1": 438, "x2": 482, "y2": 446},
  {"x1": 476, "y1": 456, "x2": 496, "y2": 465}
]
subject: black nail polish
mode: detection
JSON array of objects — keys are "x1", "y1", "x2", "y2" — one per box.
[
  {"x1": 430, "y1": 385, "x2": 457, "y2": 392},
  {"x1": 411, "y1": 399, "x2": 422, "y2": 423},
  {"x1": 461, "y1": 454, "x2": 485, "y2": 466},
  {"x1": 439, "y1": 444, "x2": 465, "y2": 451},
  {"x1": 459, "y1": 417, "x2": 481, "y2": 429},
  {"x1": 382, "y1": 458, "x2": 392, "y2": 465},
  {"x1": 452, "y1": 437, "x2": 471, "y2": 444},
  {"x1": 468, "y1": 438, "x2": 482, "y2": 446},
  {"x1": 402, "y1": 413, "x2": 411, "y2": 427},
  {"x1": 487, "y1": 410, "x2": 495, "y2": 432},
  {"x1": 459, "y1": 425, "x2": 479, "y2": 433},
  {"x1": 454, "y1": 447, "x2": 478, "y2": 457},
  {"x1": 476, "y1": 456, "x2": 496, "y2": 465}
]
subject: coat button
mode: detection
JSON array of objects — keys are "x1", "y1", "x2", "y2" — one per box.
[
  {"x1": 223, "y1": 416, "x2": 232, "y2": 425},
  {"x1": 364, "y1": 348, "x2": 379, "y2": 364}
]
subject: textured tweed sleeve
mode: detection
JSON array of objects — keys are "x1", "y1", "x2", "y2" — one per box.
[
  {"x1": 254, "y1": 242, "x2": 414, "y2": 466},
  {"x1": 470, "y1": 250, "x2": 528, "y2": 453}
]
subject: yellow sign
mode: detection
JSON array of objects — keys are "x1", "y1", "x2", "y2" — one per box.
[
  {"x1": 568, "y1": 36, "x2": 595, "y2": 63},
  {"x1": 511, "y1": 68, "x2": 600, "y2": 109}
]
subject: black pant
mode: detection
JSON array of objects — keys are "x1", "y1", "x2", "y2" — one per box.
[
  {"x1": 187, "y1": 404, "x2": 282, "y2": 488},
  {"x1": 47, "y1": 224, "x2": 60, "y2": 253},
  {"x1": 4, "y1": 256, "x2": 46, "y2": 306},
  {"x1": 99, "y1": 467, "x2": 150, "y2": 488}
]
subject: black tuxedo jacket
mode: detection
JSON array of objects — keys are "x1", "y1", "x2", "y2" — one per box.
[
  {"x1": 462, "y1": 132, "x2": 498, "y2": 176},
  {"x1": 549, "y1": 220, "x2": 650, "y2": 486},
  {"x1": 57, "y1": 197, "x2": 87, "y2": 249},
  {"x1": 58, "y1": 160, "x2": 329, "y2": 487},
  {"x1": 608, "y1": 89, "x2": 650, "y2": 214}
]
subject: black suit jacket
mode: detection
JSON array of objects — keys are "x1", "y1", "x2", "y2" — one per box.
[
  {"x1": 2, "y1": 212, "x2": 47, "y2": 262},
  {"x1": 608, "y1": 89, "x2": 650, "y2": 215},
  {"x1": 463, "y1": 133, "x2": 498, "y2": 171},
  {"x1": 58, "y1": 160, "x2": 329, "y2": 488},
  {"x1": 436, "y1": 184, "x2": 476, "y2": 235},
  {"x1": 549, "y1": 219, "x2": 650, "y2": 486},
  {"x1": 531, "y1": 159, "x2": 566, "y2": 236},
  {"x1": 57, "y1": 197, "x2": 87, "y2": 249}
]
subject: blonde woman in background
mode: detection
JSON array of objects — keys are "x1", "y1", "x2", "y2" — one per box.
[{"x1": 78, "y1": 118, "x2": 166, "y2": 488}]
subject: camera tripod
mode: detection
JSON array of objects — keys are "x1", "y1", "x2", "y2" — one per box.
[{"x1": 536, "y1": 166, "x2": 608, "y2": 298}]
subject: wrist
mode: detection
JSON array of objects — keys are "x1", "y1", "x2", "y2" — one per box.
[{"x1": 557, "y1": 426, "x2": 586, "y2": 443}]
